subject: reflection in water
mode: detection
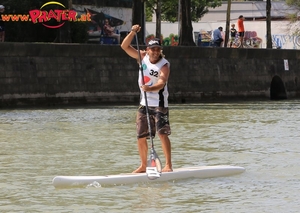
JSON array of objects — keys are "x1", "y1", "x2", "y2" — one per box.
[{"x1": 0, "y1": 101, "x2": 300, "y2": 212}]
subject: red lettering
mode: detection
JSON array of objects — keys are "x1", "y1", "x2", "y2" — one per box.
[
  {"x1": 29, "y1": 8, "x2": 87, "y2": 26},
  {"x1": 79, "y1": 14, "x2": 86, "y2": 21},
  {"x1": 29, "y1": 9, "x2": 41, "y2": 23},
  {"x1": 19, "y1": 15, "x2": 30, "y2": 21},
  {"x1": 54, "y1": 10, "x2": 63, "y2": 22},
  {"x1": 47, "y1": 10, "x2": 58, "y2": 21},
  {"x1": 61, "y1": 11, "x2": 68, "y2": 21},
  {"x1": 68, "y1": 10, "x2": 76, "y2": 21},
  {"x1": 38, "y1": 11, "x2": 49, "y2": 22},
  {"x1": 1, "y1": 14, "x2": 10, "y2": 21},
  {"x1": 86, "y1": 13, "x2": 91, "y2": 21},
  {"x1": 79, "y1": 13, "x2": 91, "y2": 22}
]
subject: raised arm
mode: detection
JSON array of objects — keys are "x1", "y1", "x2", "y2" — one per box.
[{"x1": 121, "y1": 25, "x2": 142, "y2": 60}]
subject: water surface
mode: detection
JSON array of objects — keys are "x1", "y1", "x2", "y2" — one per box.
[{"x1": 0, "y1": 101, "x2": 299, "y2": 212}]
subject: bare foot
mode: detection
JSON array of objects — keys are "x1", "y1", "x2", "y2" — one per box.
[
  {"x1": 132, "y1": 166, "x2": 146, "y2": 173},
  {"x1": 162, "y1": 166, "x2": 173, "y2": 172}
]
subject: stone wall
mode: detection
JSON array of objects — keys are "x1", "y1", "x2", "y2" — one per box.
[{"x1": 0, "y1": 42, "x2": 299, "y2": 107}]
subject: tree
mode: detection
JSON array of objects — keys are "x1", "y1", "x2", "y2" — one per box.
[
  {"x1": 224, "y1": 0, "x2": 232, "y2": 48},
  {"x1": 266, "y1": 0, "x2": 272, "y2": 48},
  {"x1": 145, "y1": 0, "x2": 163, "y2": 39},
  {"x1": 286, "y1": 0, "x2": 300, "y2": 36},
  {"x1": 146, "y1": 0, "x2": 222, "y2": 46},
  {"x1": 132, "y1": 0, "x2": 146, "y2": 44},
  {"x1": 179, "y1": 0, "x2": 195, "y2": 45},
  {"x1": 160, "y1": 0, "x2": 221, "y2": 22}
]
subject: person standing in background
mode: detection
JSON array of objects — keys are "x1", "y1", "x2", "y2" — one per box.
[
  {"x1": 229, "y1": 24, "x2": 237, "y2": 47},
  {"x1": 237, "y1": 15, "x2": 245, "y2": 48},
  {"x1": 0, "y1": 5, "x2": 5, "y2": 42},
  {"x1": 213, "y1": 27, "x2": 223, "y2": 47}
]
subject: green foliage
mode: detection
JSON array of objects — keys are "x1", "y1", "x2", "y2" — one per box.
[
  {"x1": 1, "y1": 0, "x2": 225, "y2": 42},
  {"x1": 146, "y1": 5, "x2": 153, "y2": 21},
  {"x1": 286, "y1": 0, "x2": 300, "y2": 7},
  {"x1": 286, "y1": 0, "x2": 300, "y2": 36},
  {"x1": 287, "y1": 13, "x2": 298, "y2": 22},
  {"x1": 145, "y1": 0, "x2": 222, "y2": 23}
]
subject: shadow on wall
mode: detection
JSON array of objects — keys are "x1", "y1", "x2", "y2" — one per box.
[{"x1": 270, "y1": 75, "x2": 287, "y2": 100}]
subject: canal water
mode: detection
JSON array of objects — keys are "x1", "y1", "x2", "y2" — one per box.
[{"x1": 0, "y1": 100, "x2": 299, "y2": 212}]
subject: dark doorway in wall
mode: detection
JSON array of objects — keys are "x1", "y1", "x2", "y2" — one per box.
[{"x1": 270, "y1": 75, "x2": 287, "y2": 100}]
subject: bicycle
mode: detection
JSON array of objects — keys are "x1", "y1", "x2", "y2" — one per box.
[
  {"x1": 228, "y1": 36, "x2": 262, "y2": 48},
  {"x1": 227, "y1": 34, "x2": 241, "y2": 48}
]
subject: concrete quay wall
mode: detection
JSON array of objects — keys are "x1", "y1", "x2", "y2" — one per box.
[{"x1": 0, "y1": 42, "x2": 299, "y2": 107}]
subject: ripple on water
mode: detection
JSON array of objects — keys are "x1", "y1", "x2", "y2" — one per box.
[{"x1": 0, "y1": 101, "x2": 300, "y2": 212}]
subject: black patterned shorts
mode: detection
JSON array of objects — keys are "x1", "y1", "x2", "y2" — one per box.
[{"x1": 136, "y1": 105, "x2": 171, "y2": 139}]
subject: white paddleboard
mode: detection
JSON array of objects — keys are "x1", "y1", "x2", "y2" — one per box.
[{"x1": 52, "y1": 165, "x2": 245, "y2": 188}]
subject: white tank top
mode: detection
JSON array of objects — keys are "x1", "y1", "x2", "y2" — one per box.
[{"x1": 138, "y1": 54, "x2": 170, "y2": 107}]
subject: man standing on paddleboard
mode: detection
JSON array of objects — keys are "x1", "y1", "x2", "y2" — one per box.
[{"x1": 121, "y1": 24, "x2": 173, "y2": 173}]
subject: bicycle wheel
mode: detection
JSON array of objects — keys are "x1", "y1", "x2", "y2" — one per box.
[
  {"x1": 228, "y1": 38, "x2": 241, "y2": 48},
  {"x1": 245, "y1": 39, "x2": 251, "y2": 46},
  {"x1": 235, "y1": 40, "x2": 241, "y2": 48}
]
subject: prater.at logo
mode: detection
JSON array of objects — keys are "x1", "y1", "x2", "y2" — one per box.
[
  {"x1": 28, "y1": 1, "x2": 90, "y2": 28},
  {"x1": 0, "y1": 1, "x2": 90, "y2": 28}
]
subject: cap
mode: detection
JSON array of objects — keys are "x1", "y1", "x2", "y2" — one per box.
[
  {"x1": 147, "y1": 38, "x2": 162, "y2": 49},
  {"x1": 0, "y1": 5, "x2": 4, "y2": 9}
]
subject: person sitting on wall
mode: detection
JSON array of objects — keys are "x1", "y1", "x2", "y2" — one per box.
[
  {"x1": 103, "y1": 19, "x2": 120, "y2": 44},
  {"x1": 213, "y1": 27, "x2": 223, "y2": 47}
]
